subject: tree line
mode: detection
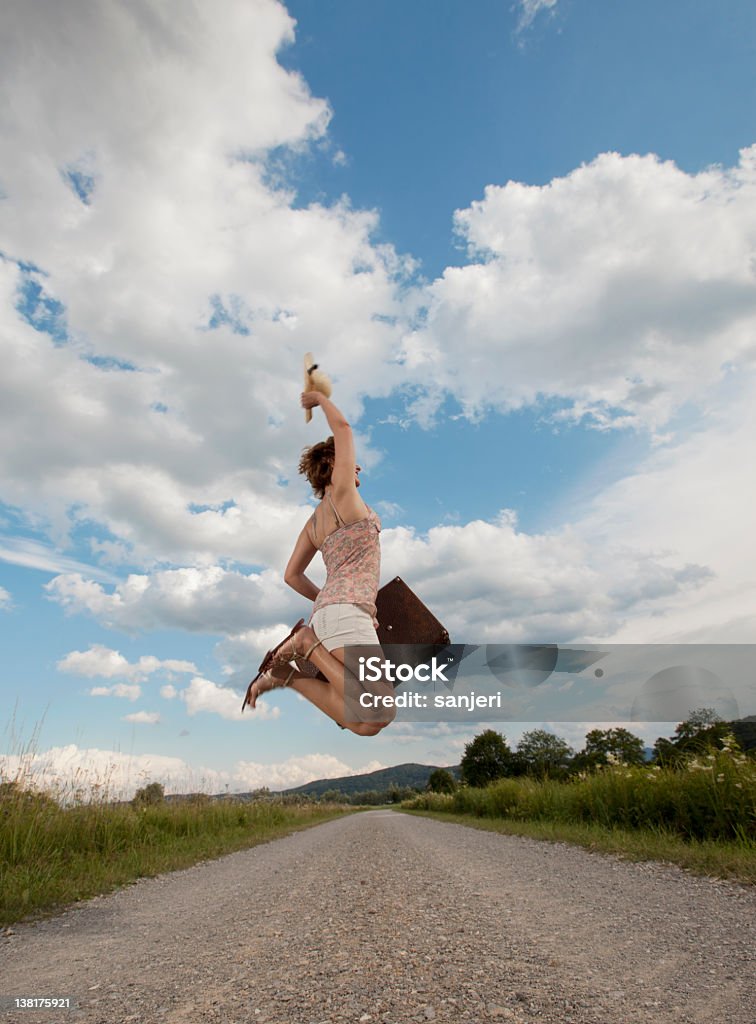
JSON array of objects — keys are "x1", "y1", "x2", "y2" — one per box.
[{"x1": 428, "y1": 709, "x2": 754, "y2": 792}]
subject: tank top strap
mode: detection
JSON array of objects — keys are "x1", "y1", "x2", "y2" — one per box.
[{"x1": 326, "y1": 492, "x2": 346, "y2": 528}]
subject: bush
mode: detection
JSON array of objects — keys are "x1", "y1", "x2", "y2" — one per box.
[
  {"x1": 131, "y1": 782, "x2": 165, "y2": 807},
  {"x1": 404, "y1": 736, "x2": 756, "y2": 842}
]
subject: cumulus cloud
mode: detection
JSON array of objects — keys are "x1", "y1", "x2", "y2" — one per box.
[
  {"x1": 46, "y1": 567, "x2": 308, "y2": 636},
  {"x1": 378, "y1": 380, "x2": 756, "y2": 643},
  {"x1": 179, "y1": 675, "x2": 278, "y2": 722},
  {"x1": 575, "y1": 383, "x2": 756, "y2": 642},
  {"x1": 0, "y1": 0, "x2": 409, "y2": 567},
  {"x1": 381, "y1": 512, "x2": 712, "y2": 643},
  {"x1": 233, "y1": 754, "x2": 386, "y2": 791},
  {"x1": 44, "y1": 515, "x2": 710, "y2": 644},
  {"x1": 215, "y1": 622, "x2": 312, "y2": 677},
  {"x1": 0, "y1": 744, "x2": 227, "y2": 801},
  {"x1": 44, "y1": 495, "x2": 723, "y2": 645},
  {"x1": 0, "y1": 744, "x2": 386, "y2": 799},
  {"x1": 58, "y1": 643, "x2": 197, "y2": 681},
  {"x1": 399, "y1": 149, "x2": 756, "y2": 433},
  {"x1": 2, "y1": 0, "x2": 755, "y2": 656},
  {"x1": 122, "y1": 710, "x2": 160, "y2": 725},
  {"x1": 90, "y1": 683, "x2": 141, "y2": 701},
  {"x1": 44, "y1": 381, "x2": 756, "y2": 648}
]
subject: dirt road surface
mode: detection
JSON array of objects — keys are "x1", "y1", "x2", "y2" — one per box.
[{"x1": 2, "y1": 810, "x2": 755, "y2": 1024}]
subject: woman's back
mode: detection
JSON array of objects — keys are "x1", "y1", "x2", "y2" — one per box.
[
  {"x1": 311, "y1": 492, "x2": 381, "y2": 617},
  {"x1": 309, "y1": 490, "x2": 370, "y2": 550}
]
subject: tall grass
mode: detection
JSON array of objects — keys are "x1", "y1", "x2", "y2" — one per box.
[
  {"x1": 0, "y1": 782, "x2": 351, "y2": 926},
  {"x1": 405, "y1": 743, "x2": 756, "y2": 843}
]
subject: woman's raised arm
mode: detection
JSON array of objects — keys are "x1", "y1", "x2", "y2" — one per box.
[{"x1": 300, "y1": 392, "x2": 358, "y2": 496}]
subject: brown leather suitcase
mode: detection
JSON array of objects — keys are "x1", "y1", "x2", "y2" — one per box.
[{"x1": 375, "y1": 576, "x2": 449, "y2": 646}]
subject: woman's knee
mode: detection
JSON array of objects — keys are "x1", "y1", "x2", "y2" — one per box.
[{"x1": 351, "y1": 721, "x2": 391, "y2": 737}]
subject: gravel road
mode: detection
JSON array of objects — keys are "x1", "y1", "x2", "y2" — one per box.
[{"x1": 2, "y1": 810, "x2": 755, "y2": 1024}]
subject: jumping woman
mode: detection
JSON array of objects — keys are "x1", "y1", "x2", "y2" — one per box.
[{"x1": 243, "y1": 390, "x2": 394, "y2": 736}]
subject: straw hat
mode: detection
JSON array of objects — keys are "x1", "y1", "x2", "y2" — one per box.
[{"x1": 303, "y1": 352, "x2": 332, "y2": 422}]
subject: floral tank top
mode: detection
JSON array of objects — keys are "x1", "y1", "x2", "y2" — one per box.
[{"x1": 311, "y1": 496, "x2": 382, "y2": 619}]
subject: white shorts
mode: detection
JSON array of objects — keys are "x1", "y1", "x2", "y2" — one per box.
[{"x1": 310, "y1": 603, "x2": 380, "y2": 652}]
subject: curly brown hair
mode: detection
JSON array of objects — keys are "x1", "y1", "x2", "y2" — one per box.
[{"x1": 298, "y1": 436, "x2": 336, "y2": 498}]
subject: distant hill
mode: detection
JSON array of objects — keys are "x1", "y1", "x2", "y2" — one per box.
[{"x1": 279, "y1": 762, "x2": 461, "y2": 798}]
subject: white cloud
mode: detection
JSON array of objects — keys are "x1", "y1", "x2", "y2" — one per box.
[
  {"x1": 0, "y1": 0, "x2": 409, "y2": 566},
  {"x1": 1, "y1": 0, "x2": 755, "y2": 652},
  {"x1": 376, "y1": 384, "x2": 756, "y2": 644},
  {"x1": 160, "y1": 684, "x2": 178, "y2": 699},
  {"x1": 0, "y1": 585, "x2": 11, "y2": 609},
  {"x1": 215, "y1": 622, "x2": 309, "y2": 675},
  {"x1": 43, "y1": 454, "x2": 742, "y2": 646},
  {"x1": 405, "y1": 148, "x2": 756, "y2": 432},
  {"x1": 575, "y1": 382, "x2": 756, "y2": 642},
  {"x1": 58, "y1": 643, "x2": 197, "y2": 681},
  {"x1": 381, "y1": 512, "x2": 711, "y2": 643},
  {"x1": 90, "y1": 683, "x2": 141, "y2": 701},
  {"x1": 122, "y1": 711, "x2": 160, "y2": 725},
  {"x1": 0, "y1": 744, "x2": 227, "y2": 801},
  {"x1": 516, "y1": 0, "x2": 559, "y2": 34},
  {"x1": 233, "y1": 754, "x2": 386, "y2": 791},
  {"x1": 0, "y1": 744, "x2": 387, "y2": 799},
  {"x1": 44, "y1": 515, "x2": 710, "y2": 644},
  {"x1": 179, "y1": 675, "x2": 279, "y2": 722},
  {"x1": 47, "y1": 568, "x2": 307, "y2": 634},
  {"x1": 44, "y1": 376, "x2": 756, "y2": 646},
  {"x1": 0, "y1": 537, "x2": 118, "y2": 581}
]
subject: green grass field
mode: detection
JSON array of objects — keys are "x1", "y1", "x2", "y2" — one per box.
[
  {"x1": 402, "y1": 744, "x2": 756, "y2": 883},
  {"x1": 0, "y1": 787, "x2": 352, "y2": 927}
]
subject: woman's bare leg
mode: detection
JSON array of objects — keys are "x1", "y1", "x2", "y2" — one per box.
[
  {"x1": 284, "y1": 625, "x2": 394, "y2": 735},
  {"x1": 286, "y1": 670, "x2": 385, "y2": 736}
]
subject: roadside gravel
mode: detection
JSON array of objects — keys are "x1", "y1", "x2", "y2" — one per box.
[{"x1": 2, "y1": 809, "x2": 754, "y2": 1024}]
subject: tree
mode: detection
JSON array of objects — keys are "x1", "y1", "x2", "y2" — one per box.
[
  {"x1": 427, "y1": 768, "x2": 457, "y2": 794},
  {"x1": 516, "y1": 729, "x2": 574, "y2": 778},
  {"x1": 320, "y1": 789, "x2": 344, "y2": 803},
  {"x1": 652, "y1": 708, "x2": 733, "y2": 766},
  {"x1": 651, "y1": 735, "x2": 682, "y2": 768},
  {"x1": 573, "y1": 727, "x2": 646, "y2": 771},
  {"x1": 460, "y1": 730, "x2": 513, "y2": 788},
  {"x1": 677, "y1": 707, "x2": 723, "y2": 735},
  {"x1": 132, "y1": 781, "x2": 165, "y2": 807}
]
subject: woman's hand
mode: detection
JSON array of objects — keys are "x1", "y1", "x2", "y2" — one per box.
[{"x1": 301, "y1": 391, "x2": 324, "y2": 410}]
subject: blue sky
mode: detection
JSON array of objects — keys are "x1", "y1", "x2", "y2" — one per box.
[{"x1": 1, "y1": 0, "x2": 755, "y2": 796}]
